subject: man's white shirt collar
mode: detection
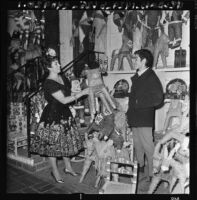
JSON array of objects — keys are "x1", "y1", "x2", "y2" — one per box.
[{"x1": 137, "y1": 67, "x2": 149, "y2": 77}]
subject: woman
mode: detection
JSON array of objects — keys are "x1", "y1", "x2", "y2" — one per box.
[{"x1": 30, "y1": 50, "x2": 89, "y2": 183}]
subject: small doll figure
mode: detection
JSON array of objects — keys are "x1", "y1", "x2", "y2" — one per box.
[
  {"x1": 162, "y1": 11, "x2": 189, "y2": 49},
  {"x1": 86, "y1": 111, "x2": 125, "y2": 150},
  {"x1": 79, "y1": 131, "x2": 116, "y2": 187},
  {"x1": 84, "y1": 57, "x2": 116, "y2": 121},
  {"x1": 70, "y1": 73, "x2": 87, "y2": 127},
  {"x1": 110, "y1": 33, "x2": 134, "y2": 71},
  {"x1": 153, "y1": 26, "x2": 169, "y2": 68},
  {"x1": 162, "y1": 99, "x2": 183, "y2": 135},
  {"x1": 162, "y1": 79, "x2": 188, "y2": 134},
  {"x1": 92, "y1": 10, "x2": 110, "y2": 66},
  {"x1": 86, "y1": 111, "x2": 114, "y2": 141},
  {"x1": 110, "y1": 11, "x2": 134, "y2": 71}
]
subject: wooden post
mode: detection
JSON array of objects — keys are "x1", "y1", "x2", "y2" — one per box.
[{"x1": 59, "y1": 10, "x2": 73, "y2": 69}]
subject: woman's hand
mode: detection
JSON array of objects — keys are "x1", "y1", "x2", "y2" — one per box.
[{"x1": 80, "y1": 88, "x2": 89, "y2": 97}]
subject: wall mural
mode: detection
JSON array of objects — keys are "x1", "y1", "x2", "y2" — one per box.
[{"x1": 71, "y1": 10, "x2": 190, "y2": 72}]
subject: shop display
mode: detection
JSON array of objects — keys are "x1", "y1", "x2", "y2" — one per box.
[
  {"x1": 153, "y1": 29, "x2": 169, "y2": 68},
  {"x1": 110, "y1": 11, "x2": 143, "y2": 71},
  {"x1": 162, "y1": 95, "x2": 189, "y2": 136},
  {"x1": 149, "y1": 130, "x2": 189, "y2": 194},
  {"x1": 93, "y1": 10, "x2": 109, "y2": 66},
  {"x1": 7, "y1": 10, "x2": 45, "y2": 103},
  {"x1": 86, "y1": 111, "x2": 127, "y2": 148},
  {"x1": 151, "y1": 81, "x2": 189, "y2": 193},
  {"x1": 80, "y1": 131, "x2": 135, "y2": 189},
  {"x1": 85, "y1": 68, "x2": 116, "y2": 121},
  {"x1": 8, "y1": 10, "x2": 45, "y2": 49},
  {"x1": 110, "y1": 33, "x2": 134, "y2": 71},
  {"x1": 162, "y1": 99, "x2": 187, "y2": 134},
  {"x1": 79, "y1": 133, "x2": 116, "y2": 186},
  {"x1": 79, "y1": 109, "x2": 133, "y2": 188},
  {"x1": 110, "y1": 37, "x2": 133, "y2": 71},
  {"x1": 166, "y1": 11, "x2": 185, "y2": 49},
  {"x1": 6, "y1": 9, "x2": 190, "y2": 194},
  {"x1": 99, "y1": 158, "x2": 137, "y2": 194}
]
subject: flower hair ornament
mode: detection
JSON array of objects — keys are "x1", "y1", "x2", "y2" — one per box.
[{"x1": 46, "y1": 48, "x2": 56, "y2": 57}]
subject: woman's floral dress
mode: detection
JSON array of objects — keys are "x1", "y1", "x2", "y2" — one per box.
[{"x1": 30, "y1": 76, "x2": 84, "y2": 157}]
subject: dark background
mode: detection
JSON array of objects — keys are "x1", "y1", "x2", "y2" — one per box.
[{"x1": 44, "y1": 10, "x2": 60, "y2": 56}]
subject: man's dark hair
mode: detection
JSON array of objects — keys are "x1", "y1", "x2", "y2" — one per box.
[{"x1": 134, "y1": 49, "x2": 153, "y2": 68}]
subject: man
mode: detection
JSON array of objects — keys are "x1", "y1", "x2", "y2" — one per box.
[{"x1": 126, "y1": 49, "x2": 164, "y2": 182}]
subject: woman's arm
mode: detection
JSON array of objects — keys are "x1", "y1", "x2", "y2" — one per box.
[{"x1": 51, "y1": 88, "x2": 89, "y2": 105}]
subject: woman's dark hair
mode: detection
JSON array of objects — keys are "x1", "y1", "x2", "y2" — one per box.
[
  {"x1": 42, "y1": 55, "x2": 59, "y2": 80},
  {"x1": 44, "y1": 55, "x2": 59, "y2": 70},
  {"x1": 134, "y1": 49, "x2": 153, "y2": 68}
]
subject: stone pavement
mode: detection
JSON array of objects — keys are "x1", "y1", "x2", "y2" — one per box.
[
  {"x1": 6, "y1": 160, "x2": 98, "y2": 194},
  {"x1": 6, "y1": 157, "x2": 169, "y2": 194},
  {"x1": 6, "y1": 164, "x2": 67, "y2": 194}
]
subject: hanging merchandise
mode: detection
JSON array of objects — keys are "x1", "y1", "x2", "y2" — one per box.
[
  {"x1": 10, "y1": 10, "x2": 45, "y2": 49},
  {"x1": 14, "y1": 11, "x2": 30, "y2": 49},
  {"x1": 33, "y1": 21, "x2": 42, "y2": 45},
  {"x1": 165, "y1": 11, "x2": 189, "y2": 49}
]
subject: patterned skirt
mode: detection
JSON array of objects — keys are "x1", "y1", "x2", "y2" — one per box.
[{"x1": 30, "y1": 117, "x2": 84, "y2": 157}]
